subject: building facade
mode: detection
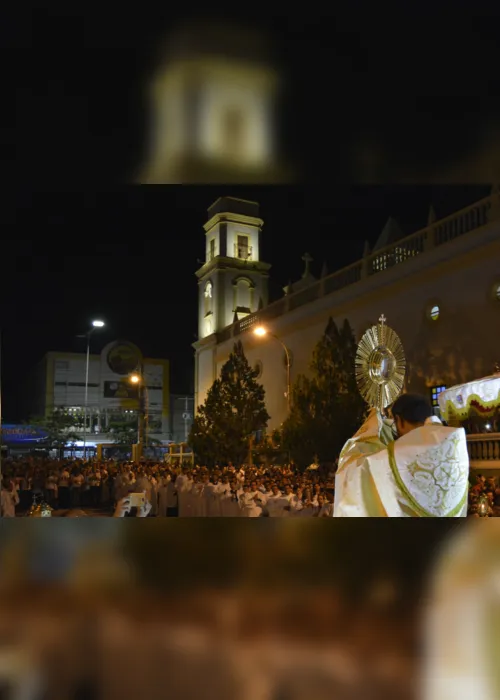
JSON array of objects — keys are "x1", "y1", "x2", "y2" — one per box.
[
  {"x1": 194, "y1": 190, "x2": 500, "y2": 432},
  {"x1": 35, "y1": 340, "x2": 172, "y2": 445}
]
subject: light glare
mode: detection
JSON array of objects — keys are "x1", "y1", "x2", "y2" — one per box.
[
  {"x1": 254, "y1": 326, "x2": 267, "y2": 337},
  {"x1": 92, "y1": 320, "x2": 105, "y2": 328}
]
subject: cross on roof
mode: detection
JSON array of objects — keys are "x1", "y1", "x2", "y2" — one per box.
[
  {"x1": 379, "y1": 314, "x2": 387, "y2": 325},
  {"x1": 302, "y1": 252, "x2": 313, "y2": 277}
]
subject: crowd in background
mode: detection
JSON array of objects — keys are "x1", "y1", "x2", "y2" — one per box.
[{"x1": 0, "y1": 457, "x2": 336, "y2": 517}]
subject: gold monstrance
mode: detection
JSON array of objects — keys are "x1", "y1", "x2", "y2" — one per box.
[{"x1": 355, "y1": 314, "x2": 406, "y2": 411}]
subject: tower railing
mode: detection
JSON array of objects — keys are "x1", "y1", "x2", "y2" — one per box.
[{"x1": 234, "y1": 243, "x2": 253, "y2": 260}]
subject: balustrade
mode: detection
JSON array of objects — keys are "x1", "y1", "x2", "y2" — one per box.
[{"x1": 467, "y1": 433, "x2": 500, "y2": 469}]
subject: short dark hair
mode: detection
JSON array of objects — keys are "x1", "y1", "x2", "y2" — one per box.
[{"x1": 392, "y1": 393, "x2": 433, "y2": 424}]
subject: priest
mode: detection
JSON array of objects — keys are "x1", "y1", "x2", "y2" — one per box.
[{"x1": 334, "y1": 393, "x2": 470, "y2": 517}]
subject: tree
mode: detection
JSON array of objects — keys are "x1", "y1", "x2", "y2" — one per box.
[
  {"x1": 189, "y1": 340, "x2": 270, "y2": 466},
  {"x1": 281, "y1": 318, "x2": 366, "y2": 468},
  {"x1": 29, "y1": 409, "x2": 81, "y2": 458}
]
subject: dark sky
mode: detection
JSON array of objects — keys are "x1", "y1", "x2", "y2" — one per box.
[
  {"x1": 7, "y1": 7, "x2": 500, "y2": 185},
  {"x1": 1, "y1": 185, "x2": 490, "y2": 421}
]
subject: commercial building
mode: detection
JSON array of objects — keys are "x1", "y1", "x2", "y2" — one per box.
[{"x1": 33, "y1": 339, "x2": 193, "y2": 449}]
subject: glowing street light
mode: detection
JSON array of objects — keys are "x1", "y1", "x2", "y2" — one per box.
[
  {"x1": 253, "y1": 325, "x2": 291, "y2": 410},
  {"x1": 82, "y1": 319, "x2": 106, "y2": 459},
  {"x1": 129, "y1": 370, "x2": 148, "y2": 453}
]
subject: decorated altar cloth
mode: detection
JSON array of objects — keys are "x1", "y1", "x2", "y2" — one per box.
[{"x1": 438, "y1": 373, "x2": 500, "y2": 423}]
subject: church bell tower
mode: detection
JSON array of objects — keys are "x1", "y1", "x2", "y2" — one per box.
[
  {"x1": 196, "y1": 197, "x2": 271, "y2": 339},
  {"x1": 139, "y1": 22, "x2": 289, "y2": 184}
]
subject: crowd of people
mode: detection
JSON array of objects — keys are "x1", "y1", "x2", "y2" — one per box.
[{"x1": 0, "y1": 456, "x2": 336, "y2": 517}]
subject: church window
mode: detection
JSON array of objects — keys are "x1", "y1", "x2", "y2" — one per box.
[
  {"x1": 235, "y1": 235, "x2": 251, "y2": 260},
  {"x1": 493, "y1": 282, "x2": 500, "y2": 302},
  {"x1": 430, "y1": 385, "x2": 446, "y2": 408},
  {"x1": 428, "y1": 304, "x2": 440, "y2": 321},
  {"x1": 209, "y1": 238, "x2": 215, "y2": 261},
  {"x1": 204, "y1": 280, "x2": 213, "y2": 316}
]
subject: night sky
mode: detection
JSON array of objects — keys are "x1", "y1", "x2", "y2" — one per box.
[
  {"x1": 2, "y1": 7, "x2": 499, "y2": 420},
  {"x1": 7, "y1": 8, "x2": 500, "y2": 185}
]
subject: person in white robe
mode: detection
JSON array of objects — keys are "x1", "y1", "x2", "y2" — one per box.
[
  {"x1": 190, "y1": 477, "x2": 205, "y2": 517},
  {"x1": 214, "y1": 477, "x2": 231, "y2": 516},
  {"x1": 224, "y1": 482, "x2": 242, "y2": 517},
  {"x1": 422, "y1": 520, "x2": 499, "y2": 700},
  {"x1": 289, "y1": 488, "x2": 305, "y2": 516},
  {"x1": 1, "y1": 477, "x2": 20, "y2": 517},
  {"x1": 334, "y1": 393, "x2": 470, "y2": 518},
  {"x1": 175, "y1": 468, "x2": 192, "y2": 517},
  {"x1": 165, "y1": 475, "x2": 178, "y2": 516},
  {"x1": 317, "y1": 494, "x2": 333, "y2": 517},
  {"x1": 134, "y1": 471, "x2": 152, "y2": 504},
  {"x1": 203, "y1": 478, "x2": 219, "y2": 517},
  {"x1": 239, "y1": 484, "x2": 263, "y2": 517},
  {"x1": 157, "y1": 474, "x2": 169, "y2": 517}
]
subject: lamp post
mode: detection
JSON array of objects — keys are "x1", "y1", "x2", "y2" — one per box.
[
  {"x1": 82, "y1": 320, "x2": 105, "y2": 460},
  {"x1": 253, "y1": 326, "x2": 291, "y2": 411},
  {"x1": 129, "y1": 368, "x2": 148, "y2": 460}
]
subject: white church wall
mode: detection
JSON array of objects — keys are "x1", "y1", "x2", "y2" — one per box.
[
  {"x1": 196, "y1": 346, "x2": 216, "y2": 410},
  {"x1": 195, "y1": 192, "x2": 500, "y2": 433},
  {"x1": 208, "y1": 225, "x2": 500, "y2": 431}
]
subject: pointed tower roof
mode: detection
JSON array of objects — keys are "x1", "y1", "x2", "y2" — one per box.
[{"x1": 373, "y1": 216, "x2": 404, "y2": 252}]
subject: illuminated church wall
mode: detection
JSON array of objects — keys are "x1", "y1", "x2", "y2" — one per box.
[{"x1": 195, "y1": 193, "x2": 500, "y2": 430}]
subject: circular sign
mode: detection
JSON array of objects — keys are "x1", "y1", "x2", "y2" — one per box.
[{"x1": 107, "y1": 341, "x2": 142, "y2": 376}]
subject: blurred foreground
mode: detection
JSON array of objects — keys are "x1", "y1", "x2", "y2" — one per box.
[{"x1": 0, "y1": 520, "x2": 497, "y2": 699}]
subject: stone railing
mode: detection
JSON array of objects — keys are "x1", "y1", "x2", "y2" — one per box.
[
  {"x1": 218, "y1": 191, "x2": 499, "y2": 342},
  {"x1": 467, "y1": 433, "x2": 500, "y2": 470}
]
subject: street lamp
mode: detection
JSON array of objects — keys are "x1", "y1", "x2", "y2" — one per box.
[
  {"x1": 82, "y1": 319, "x2": 105, "y2": 460},
  {"x1": 253, "y1": 325, "x2": 291, "y2": 411},
  {"x1": 128, "y1": 370, "x2": 148, "y2": 457}
]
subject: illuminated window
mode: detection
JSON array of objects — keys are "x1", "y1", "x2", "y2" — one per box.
[
  {"x1": 204, "y1": 281, "x2": 213, "y2": 316},
  {"x1": 494, "y1": 283, "x2": 500, "y2": 301},
  {"x1": 429, "y1": 305, "x2": 440, "y2": 321},
  {"x1": 430, "y1": 385, "x2": 446, "y2": 408}
]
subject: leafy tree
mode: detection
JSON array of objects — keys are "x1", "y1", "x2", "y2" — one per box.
[
  {"x1": 189, "y1": 340, "x2": 270, "y2": 466},
  {"x1": 29, "y1": 409, "x2": 81, "y2": 458},
  {"x1": 281, "y1": 318, "x2": 366, "y2": 468}
]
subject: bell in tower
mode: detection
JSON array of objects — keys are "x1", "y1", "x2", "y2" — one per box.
[{"x1": 140, "y1": 21, "x2": 290, "y2": 184}]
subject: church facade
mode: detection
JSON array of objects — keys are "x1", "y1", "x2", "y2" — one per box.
[{"x1": 194, "y1": 190, "x2": 500, "y2": 431}]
